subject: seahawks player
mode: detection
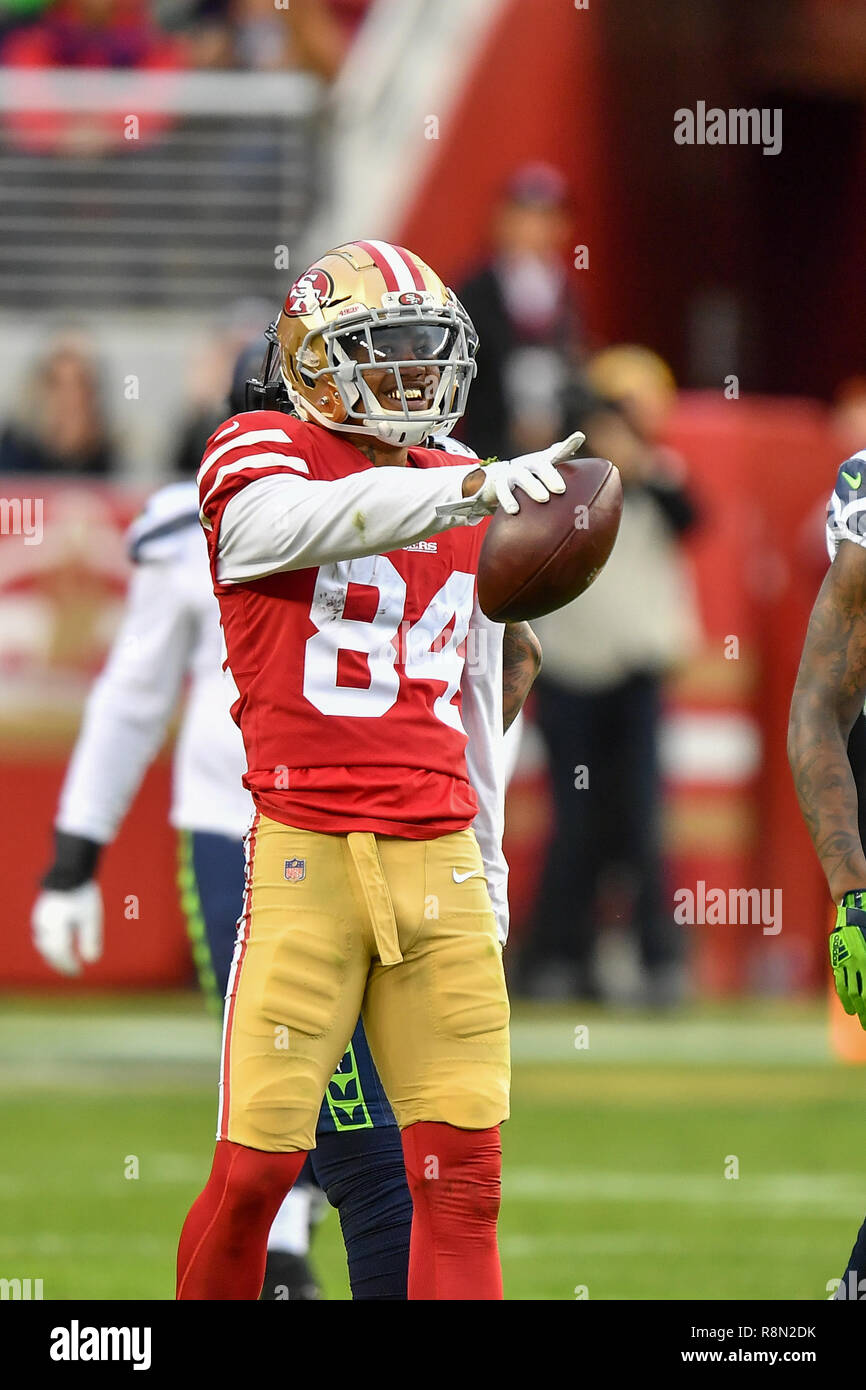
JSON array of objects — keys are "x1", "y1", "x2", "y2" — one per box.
[{"x1": 789, "y1": 448, "x2": 866, "y2": 1297}]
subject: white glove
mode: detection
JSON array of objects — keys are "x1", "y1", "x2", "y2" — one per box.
[
  {"x1": 476, "y1": 432, "x2": 586, "y2": 515},
  {"x1": 31, "y1": 882, "x2": 103, "y2": 976}
]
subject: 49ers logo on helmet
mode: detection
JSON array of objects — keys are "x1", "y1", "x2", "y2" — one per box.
[
  {"x1": 284, "y1": 268, "x2": 335, "y2": 317},
  {"x1": 398, "y1": 291, "x2": 424, "y2": 305}
]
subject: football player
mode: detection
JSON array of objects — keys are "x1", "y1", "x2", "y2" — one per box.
[
  {"x1": 32, "y1": 330, "x2": 536, "y2": 1300},
  {"x1": 789, "y1": 448, "x2": 866, "y2": 1297},
  {"x1": 176, "y1": 239, "x2": 583, "y2": 1300}
]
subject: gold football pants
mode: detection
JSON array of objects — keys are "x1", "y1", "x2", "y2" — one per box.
[{"x1": 217, "y1": 813, "x2": 511, "y2": 1151}]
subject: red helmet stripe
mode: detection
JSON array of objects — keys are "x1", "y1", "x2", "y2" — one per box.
[
  {"x1": 355, "y1": 239, "x2": 400, "y2": 292},
  {"x1": 394, "y1": 246, "x2": 427, "y2": 291}
]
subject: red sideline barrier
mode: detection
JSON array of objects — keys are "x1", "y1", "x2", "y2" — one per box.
[
  {"x1": 665, "y1": 394, "x2": 837, "y2": 993},
  {"x1": 0, "y1": 479, "x2": 191, "y2": 988},
  {"x1": 1, "y1": 757, "x2": 191, "y2": 988}
]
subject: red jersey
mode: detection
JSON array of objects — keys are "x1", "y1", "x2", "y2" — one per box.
[{"x1": 198, "y1": 412, "x2": 489, "y2": 838}]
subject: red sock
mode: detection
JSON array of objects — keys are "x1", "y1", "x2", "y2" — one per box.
[
  {"x1": 400, "y1": 1121, "x2": 502, "y2": 1300},
  {"x1": 176, "y1": 1139, "x2": 307, "y2": 1300}
]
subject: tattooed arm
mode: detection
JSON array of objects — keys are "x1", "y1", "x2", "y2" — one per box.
[
  {"x1": 502, "y1": 621, "x2": 542, "y2": 732},
  {"x1": 788, "y1": 539, "x2": 866, "y2": 900}
]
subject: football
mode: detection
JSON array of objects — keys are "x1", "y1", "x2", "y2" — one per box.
[{"x1": 476, "y1": 457, "x2": 623, "y2": 623}]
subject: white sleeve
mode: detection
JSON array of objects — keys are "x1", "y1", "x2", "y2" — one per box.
[
  {"x1": 215, "y1": 464, "x2": 486, "y2": 583},
  {"x1": 461, "y1": 598, "x2": 509, "y2": 944},
  {"x1": 56, "y1": 560, "x2": 194, "y2": 844},
  {"x1": 502, "y1": 714, "x2": 524, "y2": 785}
]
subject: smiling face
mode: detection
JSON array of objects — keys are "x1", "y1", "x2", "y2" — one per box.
[
  {"x1": 365, "y1": 362, "x2": 441, "y2": 413},
  {"x1": 339, "y1": 322, "x2": 449, "y2": 414}
]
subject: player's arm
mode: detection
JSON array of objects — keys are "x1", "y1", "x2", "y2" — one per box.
[
  {"x1": 200, "y1": 420, "x2": 584, "y2": 583},
  {"x1": 502, "y1": 621, "x2": 541, "y2": 732},
  {"x1": 788, "y1": 538, "x2": 866, "y2": 900},
  {"x1": 789, "y1": 528, "x2": 866, "y2": 1026},
  {"x1": 32, "y1": 540, "x2": 194, "y2": 974}
]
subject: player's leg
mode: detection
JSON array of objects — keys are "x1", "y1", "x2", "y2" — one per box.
[
  {"x1": 177, "y1": 816, "x2": 370, "y2": 1300},
  {"x1": 362, "y1": 829, "x2": 510, "y2": 1301},
  {"x1": 836, "y1": 1220, "x2": 866, "y2": 1299},
  {"x1": 177, "y1": 828, "x2": 225, "y2": 1016},
  {"x1": 310, "y1": 1019, "x2": 412, "y2": 1299},
  {"x1": 181, "y1": 827, "x2": 323, "y2": 1300},
  {"x1": 177, "y1": 1143, "x2": 308, "y2": 1301}
]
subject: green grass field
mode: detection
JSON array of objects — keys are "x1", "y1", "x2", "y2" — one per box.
[{"x1": 1, "y1": 994, "x2": 863, "y2": 1300}]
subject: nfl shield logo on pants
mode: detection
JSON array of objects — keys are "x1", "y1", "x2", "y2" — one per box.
[{"x1": 284, "y1": 858, "x2": 306, "y2": 883}]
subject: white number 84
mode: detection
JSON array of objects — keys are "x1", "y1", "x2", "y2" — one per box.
[{"x1": 303, "y1": 555, "x2": 475, "y2": 729}]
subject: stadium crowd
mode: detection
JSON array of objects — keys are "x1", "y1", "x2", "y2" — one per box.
[{"x1": 0, "y1": 0, "x2": 370, "y2": 77}]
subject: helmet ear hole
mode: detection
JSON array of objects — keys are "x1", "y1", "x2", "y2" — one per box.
[{"x1": 318, "y1": 381, "x2": 348, "y2": 424}]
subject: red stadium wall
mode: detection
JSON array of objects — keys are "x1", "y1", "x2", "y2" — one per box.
[
  {"x1": 665, "y1": 395, "x2": 835, "y2": 994},
  {"x1": 2, "y1": 757, "x2": 190, "y2": 988},
  {"x1": 0, "y1": 480, "x2": 191, "y2": 989}
]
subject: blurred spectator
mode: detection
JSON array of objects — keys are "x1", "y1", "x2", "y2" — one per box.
[
  {"x1": 0, "y1": 0, "x2": 53, "y2": 42},
  {"x1": 2, "y1": 0, "x2": 184, "y2": 154},
  {"x1": 209, "y1": 0, "x2": 292, "y2": 71},
  {"x1": 171, "y1": 298, "x2": 271, "y2": 474},
  {"x1": 183, "y1": 0, "x2": 370, "y2": 75},
  {"x1": 284, "y1": 0, "x2": 370, "y2": 79},
  {"x1": 2, "y1": 0, "x2": 182, "y2": 66},
  {"x1": 0, "y1": 335, "x2": 116, "y2": 475},
  {"x1": 457, "y1": 161, "x2": 584, "y2": 461},
  {"x1": 517, "y1": 348, "x2": 701, "y2": 1005},
  {"x1": 179, "y1": 0, "x2": 234, "y2": 69}
]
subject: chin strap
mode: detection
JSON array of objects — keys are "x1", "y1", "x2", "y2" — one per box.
[{"x1": 289, "y1": 384, "x2": 436, "y2": 448}]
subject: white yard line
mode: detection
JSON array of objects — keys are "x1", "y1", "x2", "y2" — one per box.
[
  {"x1": 505, "y1": 1169, "x2": 865, "y2": 1213},
  {"x1": 0, "y1": 1006, "x2": 834, "y2": 1070}
]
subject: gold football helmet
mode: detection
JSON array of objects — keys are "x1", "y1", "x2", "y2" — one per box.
[{"x1": 259, "y1": 240, "x2": 478, "y2": 447}]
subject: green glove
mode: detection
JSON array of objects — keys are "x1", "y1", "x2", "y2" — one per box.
[{"x1": 831, "y1": 891, "x2": 866, "y2": 1027}]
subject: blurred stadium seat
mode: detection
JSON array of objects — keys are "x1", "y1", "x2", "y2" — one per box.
[{"x1": 0, "y1": 71, "x2": 322, "y2": 308}]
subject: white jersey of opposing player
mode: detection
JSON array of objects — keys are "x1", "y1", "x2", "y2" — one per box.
[{"x1": 57, "y1": 480, "x2": 253, "y2": 843}]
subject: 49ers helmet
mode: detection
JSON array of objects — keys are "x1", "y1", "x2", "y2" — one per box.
[{"x1": 261, "y1": 240, "x2": 478, "y2": 448}]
